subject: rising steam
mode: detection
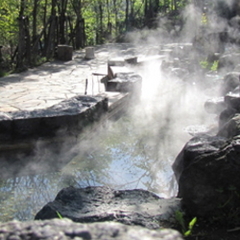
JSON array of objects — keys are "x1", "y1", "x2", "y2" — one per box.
[{"x1": 1, "y1": 0, "x2": 239, "y2": 222}]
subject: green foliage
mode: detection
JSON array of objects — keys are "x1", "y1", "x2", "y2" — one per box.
[
  {"x1": 0, "y1": 0, "x2": 190, "y2": 70},
  {"x1": 201, "y1": 13, "x2": 208, "y2": 25},
  {"x1": 199, "y1": 60, "x2": 209, "y2": 69},
  {"x1": 0, "y1": 70, "x2": 9, "y2": 77},
  {"x1": 0, "y1": 0, "x2": 19, "y2": 45},
  {"x1": 200, "y1": 60, "x2": 219, "y2": 72},
  {"x1": 175, "y1": 210, "x2": 197, "y2": 237},
  {"x1": 175, "y1": 210, "x2": 186, "y2": 233},
  {"x1": 211, "y1": 60, "x2": 219, "y2": 71},
  {"x1": 56, "y1": 211, "x2": 63, "y2": 219},
  {"x1": 185, "y1": 217, "x2": 197, "y2": 237}
]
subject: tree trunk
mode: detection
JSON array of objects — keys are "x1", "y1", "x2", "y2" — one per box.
[
  {"x1": 24, "y1": 17, "x2": 31, "y2": 66},
  {"x1": 58, "y1": 0, "x2": 68, "y2": 44},
  {"x1": 17, "y1": 0, "x2": 26, "y2": 69},
  {"x1": 46, "y1": 0, "x2": 57, "y2": 59},
  {"x1": 113, "y1": 0, "x2": 119, "y2": 35},
  {"x1": 71, "y1": 0, "x2": 84, "y2": 49},
  {"x1": 43, "y1": 0, "x2": 48, "y2": 55},
  {"x1": 154, "y1": 0, "x2": 159, "y2": 14},
  {"x1": 125, "y1": 0, "x2": 130, "y2": 31},
  {"x1": 99, "y1": 3, "x2": 103, "y2": 44},
  {"x1": 31, "y1": 0, "x2": 39, "y2": 64},
  {"x1": 32, "y1": 0, "x2": 39, "y2": 41},
  {"x1": 32, "y1": 17, "x2": 52, "y2": 55}
]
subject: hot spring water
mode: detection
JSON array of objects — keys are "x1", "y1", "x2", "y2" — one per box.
[{"x1": 0, "y1": 45, "x2": 217, "y2": 222}]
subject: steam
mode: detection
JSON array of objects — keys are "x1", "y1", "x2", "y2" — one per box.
[
  {"x1": 120, "y1": 0, "x2": 240, "y2": 196},
  {"x1": 1, "y1": 0, "x2": 240, "y2": 221}
]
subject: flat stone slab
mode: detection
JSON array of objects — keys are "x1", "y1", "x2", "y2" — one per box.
[
  {"x1": 0, "y1": 219, "x2": 183, "y2": 240},
  {"x1": 35, "y1": 186, "x2": 181, "y2": 230},
  {"x1": 0, "y1": 95, "x2": 108, "y2": 142}
]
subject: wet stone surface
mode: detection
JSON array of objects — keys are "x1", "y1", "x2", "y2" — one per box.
[{"x1": 35, "y1": 186, "x2": 181, "y2": 230}]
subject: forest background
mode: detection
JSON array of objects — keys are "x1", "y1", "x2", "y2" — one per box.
[{"x1": 0, "y1": 0, "x2": 238, "y2": 74}]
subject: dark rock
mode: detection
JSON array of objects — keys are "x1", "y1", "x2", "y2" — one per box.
[
  {"x1": 228, "y1": 16, "x2": 240, "y2": 44},
  {"x1": 229, "y1": 15, "x2": 240, "y2": 28},
  {"x1": 0, "y1": 119, "x2": 13, "y2": 141},
  {"x1": 204, "y1": 97, "x2": 226, "y2": 114},
  {"x1": 218, "y1": 107, "x2": 237, "y2": 129},
  {"x1": 219, "y1": 54, "x2": 240, "y2": 72},
  {"x1": 215, "y1": 0, "x2": 236, "y2": 19},
  {"x1": 174, "y1": 134, "x2": 240, "y2": 224},
  {"x1": 172, "y1": 134, "x2": 227, "y2": 183},
  {"x1": 57, "y1": 45, "x2": 73, "y2": 61},
  {"x1": 224, "y1": 90, "x2": 240, "y2": 111},
  {"x1": 0, "y1": 219, "x2": 183, "y2": 240},
  {"x1": 218, "y1": 113, "x2": 240, "y2": 138},
  {"x1": 106, "y1": 73, "x2": 142, "y2": 94},
  {"x1": 35, "y1": 186, "x2": 181, "y2": 230},
  {"x1": 207, "y1": 52, "x2": 221, "y2": 63},
  {"x1": 124, "y1": 56, "x2": 138, "y2": 64},
  {"x1": 221, "y1": 72, "x2": 240, "y2": 95}
]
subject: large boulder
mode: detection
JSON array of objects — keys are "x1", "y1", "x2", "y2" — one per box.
[
  {"x1": 172, "y1": 134, "x2": 227, "y2": 183},
  {"x1": 173, "y1": 134, "x2": 240, "y2": 224},
  {"x1": 35, "y1": 186, "x2": 181, "y2": 230},
  {"x1": 0, "y1": 219, "x2": 183, "y2": 240}
]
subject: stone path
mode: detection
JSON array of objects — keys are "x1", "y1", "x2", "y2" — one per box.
[
  {"x1": 0, "y1": 44, "x2": 120, "y2": 112},
  {"x1": 0, "y1": 42, "x2": 188, "y2": 113}
]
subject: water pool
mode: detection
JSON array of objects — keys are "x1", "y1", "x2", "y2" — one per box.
[{"x1": 0, "y1": 56, "x2": 215, "y2": 222}]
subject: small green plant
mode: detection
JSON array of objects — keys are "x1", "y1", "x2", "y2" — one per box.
[
  {"x1": 200, "y1": 60, "x2": 219, "y2": 72},
  {"x1": 201, "y1": 13, "x2": 208, "y2": 25},
  {"x1": 210, "y1": 60, "x2": 219, "y2": 72},
  {"x1": 56, "y1": 211, "x2": 63, "y2": 219},
  {"x1": 200, "y1": 60, "x2": 209, "y2": 69},
  {"x1": 185, "y1": 216, "x2": 197, "y2": 237},
  {"x1": 175, "y1": 210, "x2": 197, "y2": 237}
]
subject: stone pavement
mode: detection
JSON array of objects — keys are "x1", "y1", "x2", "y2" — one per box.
[
  {"x1": 0, "y1": 43, "x2": 135, "y2": 113},
  {"x1": 0, "y1": 42, "x2": 189, "y2": 114}
]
